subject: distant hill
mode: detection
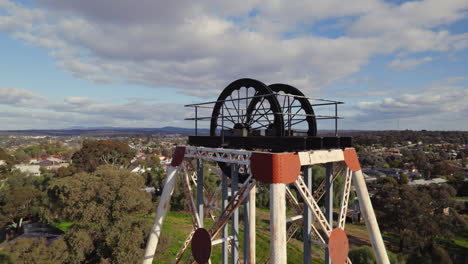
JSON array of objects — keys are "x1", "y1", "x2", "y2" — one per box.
[{"x1": 0, "y1": 127, "x2": 210, "y2": 137}]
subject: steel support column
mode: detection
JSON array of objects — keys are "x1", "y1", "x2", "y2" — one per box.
[
  {"x1": 353, "y1": 169, "x2": 390, "y2": 264},
  {"x1": 243, "y1": 185, "x2": 256, "y2": 264},
  {"x1": 142, "y1": 166, "x2": 179, "y2": 264},
  {"x1": 249, "y1": 185, "x2": 256, "y2": 263},
  {"x1": 303, "y1": 166, "x2": 313, "y2": 264},
  {"x1": 197, "y1": 159, "x2": 204, "y2": 227},
  {"x1": 221, "y1": 170, "x2": 229, "y2": 264},
  {"x1": 325, "y1": 163, "x2": 333, "y2": 264},
  {"x1": 244, "y1": 188, "x2": 250, "y2": 263},
  {"x1": 270, "y1": 184, "x2": 287, "y2": 264},
  {"x1": 231, "y1": 165, "x2": 239, "y2": 263}
]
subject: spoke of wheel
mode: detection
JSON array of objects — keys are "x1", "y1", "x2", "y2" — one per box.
[
  {"x1": 223, "y1": 101, "x2": 237, "y2": 124},
  {"x1": 237, "y1": 89, "x2": 240, "y2": 123},
  {"x1": 228, "y1": 95, "x2": 241, "y2": 122},
  {"x1": 249, "y1": 97, "x2": 265, "y2": 123},
  {"x1": 287, "y1": 102, "x2": 302, "y2": 124},
  {"x1": 282, "y1": 93, "x2": 287, "y2": 109},
  {"x1": 259, "y1": 100, "x2": 272, "y2": 123},
  {"x1": 249, "y1": 109, "x2": 272, "y2": 127}
]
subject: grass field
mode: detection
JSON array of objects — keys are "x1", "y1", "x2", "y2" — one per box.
[
  {"x1": 152, "y1": 209, "x2": 377, "y2": 264},
  {"x1": 150, "y1": 207, "x2": 467, "y2": 264}
]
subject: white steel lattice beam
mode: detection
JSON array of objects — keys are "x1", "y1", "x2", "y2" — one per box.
[
  {"x1": 184, "y1": 176, "x2": 256, "y2": 264},
  {"x1": 294, "y1": 176, "x2": 333, "y2": 236},
  {"x1": 185, "y1": 146, "x2": 251, "y2": 165},
  {"x1": 338, "y1": 168, "x2": 352, "y2": 229},
  {"x1": 298, "y1": 149, "x2": 345, "y2": 165}
]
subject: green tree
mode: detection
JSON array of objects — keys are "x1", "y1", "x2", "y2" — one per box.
[
  {"x1": 398, "y1": 173, "x2": 409, "y2": 185},
  {"x1": 103, "y1": 218, "x2": 149, "y2": 263},
  {"x1": 0, "y1": 186, "x2": 40, "y2": 227},
  {"x1": 373, "y1": 183, "x2": 465, "y2": 258},
  {"x1": 376, "y1": 177, "x2": 398, "y2": 185},
  {"x1": 2, "y1": 238, "x2": 69, "y2": 264},
  {"x1": 62, "y1": 228, "x2": 96, "y2": 264},
  {"x1": 45, "y1": 166, "x2": 153, "y2": 264},
  {"x1": 71, "y1": 140, "x2": 134, "y2": 172},
  {"x1": 348, "y1": 246, "x2": 375, "y2": 264},
  {"x1": 0, "y1": 148, "x2": 15, "y2": 174},
  {"x1": 349, "y1": 246, "x2": 404, "y2": 264},
  {"x1": 47, "y1": 165, "x2": 151, "y2": 226}
]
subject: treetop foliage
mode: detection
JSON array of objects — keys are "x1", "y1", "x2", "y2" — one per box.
[
  {"x1": 47, "y1": 165, "x2": 151, "y2": 226},
  {"x1": 71, "y1": 140, "x2": 135, "y2": 172}
]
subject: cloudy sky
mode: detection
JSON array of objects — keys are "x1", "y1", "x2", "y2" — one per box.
[{"x1": 0, "y1": 0, "x2": 467, "y2": 130}]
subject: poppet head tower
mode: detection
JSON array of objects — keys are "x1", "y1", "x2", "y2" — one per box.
[{"x1": 142, "y1": 78, "x2": 390, "y2": 264}]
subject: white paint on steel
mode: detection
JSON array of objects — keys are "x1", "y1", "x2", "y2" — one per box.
[
  {"x1": 185, "y1": 146, "x2": 251, "y2": 165},
  {"x1": 338, "y1": 168, "x2": 352, "y2": 229},
  {"x1": 298, "y1": 149, "x2": 344, "y2": 165},
  {"x1": 212, "y1": 236, "x2": 234, "y2": 246},
  {"x1": 353, "y1": 170, "x2": 390, "y2": 264},
  {"x1": 209, "y1": 176, "x2": 256, "y2": 239},
  {"x1": 294, "y1": 176, "x2": 333, "y2": 235},
  {"x1": 286, "y1": 215, "x2": 304, "y2": 223},
  {"x1": 248, "y1": 185, "x2": 256, "y2": 264},
  {"x1": 182, "y1": 164, "x2": 201, "y2": 228},
  {"x1": 173, "y1": 230, "x2": 195, "y2": 264},
  {"x1": 142, "y1": 166, "x2": 179, "y2": 264},
  {"x1": 270, "y1": 184, "x2": 287, "y2": 264}
]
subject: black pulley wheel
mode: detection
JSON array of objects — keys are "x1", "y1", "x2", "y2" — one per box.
[{"x1": 209, "y1": 78, "x2": 284, "y2": 178}]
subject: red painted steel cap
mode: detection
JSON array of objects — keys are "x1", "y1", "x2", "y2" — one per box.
[
  {"x1": 171, "y1": 146, "x2": 186, "y2": 166},
  {"x1": 329, "y1": 228, "x2": 349, "y2": 264},
  {"x1": 191, "y1": 228, "x2": 211, "y2": 264},
  {"x1": 344, "y1": 148, "x2": 361, "y2": 172},
  {"x1": 250, "y1": 152, "x2": 301, "y2": 184}
]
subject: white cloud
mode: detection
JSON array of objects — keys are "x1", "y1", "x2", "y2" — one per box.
[
  {"x1": 352, "y1": 79, "x2": 468, "y2": 129},
  {"x1": 0, "y1": 88, "x2": 46, "y2": 107},
  {"x1": 388, "y1": 56, "x2": 433, "y2": 71},
  {"x1": 0, "y1": 1, "x2": 468, "y2": 130},
  {"x1": 0, "y1": 0, "x2": 466, "y2": 99},
  {"x1": 0, "y1": 88, "x2": 188, "y2": 129}
]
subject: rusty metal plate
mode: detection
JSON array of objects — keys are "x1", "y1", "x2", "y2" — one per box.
[
  {"x1": 171, "y1": 146, "x2": 186, "y2": 166},
  {"x1": 329, "y1": 228, "x2": 349, "y2": 264},
  {"x1": 344, "y1": 148, "x2": 361, "y2": 172},
  {"x1": 191, "y1": 228, "x2": 211, "y2": 264},
  {"x1": 251, "y1": 152, "x2": 301, "y2": 184}
]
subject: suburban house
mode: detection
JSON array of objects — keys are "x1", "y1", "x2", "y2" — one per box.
[{"x1": 15, "y1": 155, "x2": 69, "y2": 176}]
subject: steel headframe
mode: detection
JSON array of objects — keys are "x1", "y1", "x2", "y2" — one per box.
[{"x1": 142, "y1": 146, "x2": 390, "y2": 264}]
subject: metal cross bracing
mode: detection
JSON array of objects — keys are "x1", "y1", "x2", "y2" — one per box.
[
  {"x1": 338, "y1": 168, "x2": 353, "y2": 230},
  {"x1": 281, "y1": 164, "x2": 345, "y2": 242},
  {"x1": 185, "y1": 146, "x2": 252, "y2": 166},
  {"x1": 187, "y1": 177, "x2": 256, "y2": 264},
  {"x1": 262, "y1": 163, "x2": 350, "y2": 264},
  {"x1": 174, "y1": 172, "x2": 256, "y2": 264},
  {"x1": 295, "y1": 175, "x2": 333, "y2": 236},
  {"x1": 143, "y1": 147, "x2": 390, "y2": 264},
  {"x1": 188, "y1": 169, "x2": 219, "y2": 221},
  {"x1": 181, "y1": 153, "x2": 351, "y2": 263},
  {"x1": 294, "y1": 177, "x2": 351, "y2": 264},
  {"x1": 143, "y1": 78, "x2": 388, "y2": 264}
]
